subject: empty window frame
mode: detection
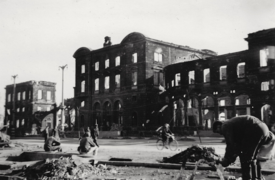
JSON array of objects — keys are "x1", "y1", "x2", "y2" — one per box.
[
  {"x1": 188, "y1": 71, "x2": 195, "y2": 84},
  {"x1": 37, "y1": 106, "x2": 42, "y2": 111},
  {"x1": 105, "y1": 76, "x2": 110, "y2": 89},
  {"x1": 16, "y1": 120, "x2": 19, "y2": 128},
  {"x1": 38, "y1": 90, "x2": 42, "y2": 100},
  {"x1": 95, "y1": 62, "x2": 99, "y2": 71},
  {"x1": 22, "y1": 107, "x2": 25, "y2": 112},
  {"x1": 220, "y1": 66, "x2": 227, "y2": 80},
  {"x1": 105, "y1": 59, "x2": 109, "y2": 69},
  {"x1": 204, "y1": 68, "x2": 210, "y2": 83},
  {"x1": 260, "y1": 46, "x2": 275, "y2": 67},
  {"x1": 132, "y1": 71, "x2": 137, "y2": 86},
  {"x1": 81, "y1": 101, "x2": 85, "y2": 107},
  {"x1": 235, "y1": 99, "x2": 240, "y2": 105},
  {"x1": 81, "y1": 81, "x2": 85, "y2": 92},
  {"x1": 175, "y1": 73, "x2": 181, "y2": 86},
  {"x1": 81, "y1": 64, "x2": 85, "y2": 74},
  {"x1": 95, "y1": 78, "x2": 99, "y2": 91},
  {"x1": 21, "y1": 119, "x2": 25, "y2": 126},
  {"x1": 219, "y1": 100, "x2": 225, "y2": 106},
  {"x1": 22, "y1": 91, "x2": 26, "y2": 100},
  {"x1": 261, "y1": 81, "x2": 269, "y2": 91},
  {"x1": 18, "y1": 92, "x2": 21, "y2": 101},
  {"x1": 115, "y1": 74, "x2": 120, "y2": 88},
  {"x1": 115, "y1": 56, "x2": 120, "y2": 66},
  {"x1": 237, "y1": 62, "x2": 245, "y2": 78},
  {"x1": 8, "y1": 94, "x2": 11, "y2": 102},
  {"x1": 132, "y1": 53, "x2": 137, "y2": 63},
  {"x1": 46, "y1": 91, "x2": 51, "y2": 100},
  {"x1": 47, "y1": 107, "x2": 51, "y2": 111},
  {"x1": 154, "y1": 52, "x2": 163, "y2": 63},
  {"x1": 154, "y1": 71, "x2": 163, "y2": 86}
]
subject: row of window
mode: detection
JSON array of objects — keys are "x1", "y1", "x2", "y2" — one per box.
[
  {"x1": 173, "y1": 62, "x2": 246, "y2": 87},
  {"x1": 6, "y1": 105, "x2": 52, "y2": 113},
  {"x1": 170, "y1": 62, "x2": 274, "y2": 91},
  {"x1": 7, "y1": 91, "x2": 31, "y2": 102},
  {"x1": 7, "y1": 90, "x2": 52, "y2": 102},
  {"x1": 80, "y1": 52, "x2": 164, "y2": 74},
  {"x1": 80, "y1": 72, "x2": 138, "y2": 92}
]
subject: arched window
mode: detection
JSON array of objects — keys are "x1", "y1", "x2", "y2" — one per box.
[{"x1": 237, "y1": 62, "x2": 245, "y2": 78}]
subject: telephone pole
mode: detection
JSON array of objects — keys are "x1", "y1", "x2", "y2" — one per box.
[
  {"x1": 11, "y1": 75, "x2": 18, "y2": 137},
  {"x1": 59, "y1": 65, "x2": 67, "y2": 130}
]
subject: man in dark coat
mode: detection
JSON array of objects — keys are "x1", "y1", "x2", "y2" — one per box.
[{"x1": 213, "y1": 115, "x2": 273, "y2": 180}]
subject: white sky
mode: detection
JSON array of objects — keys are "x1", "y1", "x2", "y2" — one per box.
[{"x1": 0, "y1": 0, "x2": 275, "y2": 115}]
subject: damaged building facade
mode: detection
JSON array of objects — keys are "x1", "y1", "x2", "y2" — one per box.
[
  {"x1": 73, "y1": 33, "x2": 216, "y2": 130},
  {"x1": 4, "y1": 81, "x2": 56, "y2": 136},
  {"x1": 164, "y1": 28, "x2": 275, "y2": 130}
]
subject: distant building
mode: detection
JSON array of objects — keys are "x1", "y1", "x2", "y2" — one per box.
[
  {"x1": 164, "y1": 28, "x2": 275, "y2": 130},
  {"x1": 73, "y1": 32, "x2": 216, "y2": 130},
  {"x1": 4, "y1": 81, "x2": 56, "y2": 136}
]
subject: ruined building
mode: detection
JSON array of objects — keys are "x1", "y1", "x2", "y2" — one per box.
[
  {"x1": 73, "y1": 33, "x2": 216, "y2": 130},
  {"x1": 164, "y1": 28, "x2": 275, "y2": 130},
  {"x1": 4, "y1": 81, "x2": 56, "y2": 136}
]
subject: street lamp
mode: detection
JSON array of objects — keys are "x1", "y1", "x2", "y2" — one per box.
[
  {"x1": 11, "y1": 74, "x2": 18, "y2": 137},
  {"x1": 59, "y1": 65, "x2": 67, "y2": 130}
]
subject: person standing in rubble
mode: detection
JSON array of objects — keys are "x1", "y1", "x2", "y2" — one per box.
[
  {"x1": 44, "y1": 129, "x2": 62, "y2": 152},
  {"x1": 213, "y1": 115, "x2": 274, "y2": 180},
  {"x1": 91, "y1": 124, "x2": 100, "y2": 147},
  {"x1": 77, "y1": 128, "x2": 98, "y2": 156},
  {"x1": 42, "y1": 125, "x2": 49, "y2": 142}
]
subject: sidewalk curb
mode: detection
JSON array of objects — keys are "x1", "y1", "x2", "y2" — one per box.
[{"x1": 97, "y1": 161, "x2": 275, "y2": 174}]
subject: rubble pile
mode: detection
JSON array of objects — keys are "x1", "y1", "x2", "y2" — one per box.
[
  {"x1": 20, "y1": 157, "x2": 110, "y2": 180},
  {"x1": 163, "y1": 145, "x2": 220, "y2": 167}
]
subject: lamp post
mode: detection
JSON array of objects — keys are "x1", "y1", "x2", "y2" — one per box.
[
  {"x1": 59, "y1": 65, "x2": 67, "y2": 130},
  {"x1": 11, "y1": 75, "x2": 18, "y2": 137}
]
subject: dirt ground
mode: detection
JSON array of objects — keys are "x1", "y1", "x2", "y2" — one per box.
[{"x1": 1, "y1": 142, "x2": 275, "y2": 180}]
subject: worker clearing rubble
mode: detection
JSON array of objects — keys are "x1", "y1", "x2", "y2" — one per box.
[
  {"x1": 44, "y1": 129, "x2": 62, "y2": 152},
  {"x1": 156, "y1": 123, "x2": 174, "y2": 149},
  {"x1": 78, "y1": 128, "x2": 98, "y2": 156},
  {"x1": 213, "y1": 115, "x2": 275, "y2": 180}
]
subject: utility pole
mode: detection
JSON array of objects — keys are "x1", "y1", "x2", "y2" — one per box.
[
  {"x1": 11, "y1": 75, "x2": 18, "y2": 137},
  {"x1": 59, "y1": 65, "x2": 67, "y2": 131}
]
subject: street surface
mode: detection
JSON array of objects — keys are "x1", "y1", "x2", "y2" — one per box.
[
  {"x1": 12, "y1": 136, "x2": 227, "y2": 163},
  {"x1": 2, "y1": 136, "x2": 275, "y2": 179}
]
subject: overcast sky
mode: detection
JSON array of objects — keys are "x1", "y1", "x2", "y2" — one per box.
[{"x1": 0, "y1": 0, "x2": 275, "y2": 115}]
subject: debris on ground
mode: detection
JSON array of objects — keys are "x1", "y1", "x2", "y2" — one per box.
[
  {"x1": 5, "y1": 157, "x2": 115, "y2": 180},
  {"x1": 163, "y1": 144, "x2": 219, "y2": 165},
  {"x1": 163, "y1": 145, "x2": 231, "y2": 180}
]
